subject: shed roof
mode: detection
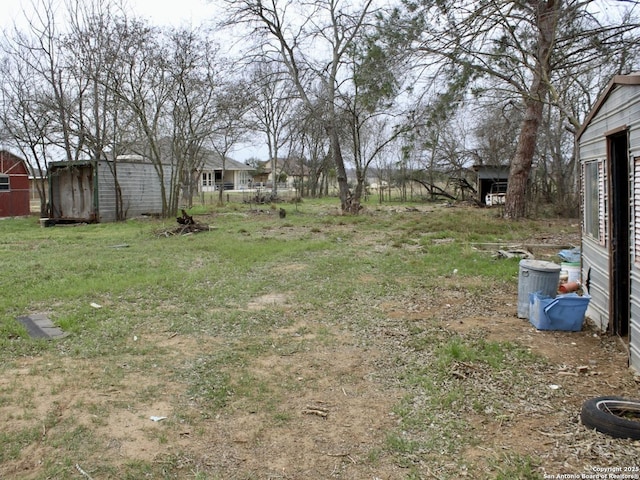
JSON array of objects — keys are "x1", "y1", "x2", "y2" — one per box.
[
  {"x1": 472, "y1": 164, "x2": 510, "y2": 180},
  {"x1": 576, "y1": 73, "x2": 640, "y2": 142}
]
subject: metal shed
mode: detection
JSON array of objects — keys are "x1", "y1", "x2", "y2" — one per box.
[
  {"x1": 576, "y1": 73, "x2": 640, "y2": 373},
  {"x1": 48, "y1": 156, "x2": 171, "y2": 223},
  {"x1": 0, "y1": 150, "x2": 30, "y2": 218},
  {"x1": 472, "y1": 164, "x2": 510, "y2": 206}
]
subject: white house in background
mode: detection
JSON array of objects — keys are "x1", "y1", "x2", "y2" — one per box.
[
  {"x1": 576, "y1": 72, "x2": 640, "y2": 373},
  {"x1": 199, "y1": 152, "x2": 253, "y2": 192},
  {"x1": 252, "y1": 157, "x2": 309, "y2": 189}
]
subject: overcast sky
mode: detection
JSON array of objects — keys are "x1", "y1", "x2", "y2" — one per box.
[
  {"x1": 2, "y1": 0, "x2": 218, "y2": 29},
  {"x1": 2, "y1": 0, "x2": 268, "y2": 161},
  {"x1": 123, "y1": 0, "x2": 218, "y2": 27}
]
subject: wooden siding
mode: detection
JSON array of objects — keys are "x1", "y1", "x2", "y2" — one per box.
[{"x1": 0, "y1": 151, "x2": 31, "y2": 217}]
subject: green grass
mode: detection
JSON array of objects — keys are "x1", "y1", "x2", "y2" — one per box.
[
  {"x1": 0, "y1": 200, "x2": 574, "y2": 479},
  {"x1": 491, "y1": 453, "x2": 542, "y2": 479}
]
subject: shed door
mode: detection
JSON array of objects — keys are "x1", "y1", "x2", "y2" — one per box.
[
  {"x1": 607, "y1": 130, "x2": 630, "y2": 337},
  {"x1": 50, "y1": 165, "x2": 95, "y2": 221}
]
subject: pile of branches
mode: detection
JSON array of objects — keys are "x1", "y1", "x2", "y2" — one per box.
[{"x1": 156, "y1": 210, "x2": 210, "y2": 237}]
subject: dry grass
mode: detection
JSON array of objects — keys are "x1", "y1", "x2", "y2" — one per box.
[{"x1": 0, "y1": 201, "x2": 638, "y2": 479}]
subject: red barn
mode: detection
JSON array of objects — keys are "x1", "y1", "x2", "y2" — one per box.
[{"x1": 0, "y1": 150, "x2": 30, "y2": 217}]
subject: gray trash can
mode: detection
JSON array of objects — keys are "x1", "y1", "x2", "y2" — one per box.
[{"x1": 517, "y1": 259, "x2": 561, "y2": 319}]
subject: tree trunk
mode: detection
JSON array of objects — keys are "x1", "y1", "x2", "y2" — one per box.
[
  {"x1": 504, "y1": 97, "x2": 544, "y2": 219},
  {"x1": 328, "y1": 126, "x2": 351, "y2": 212},
  {"x1": 504, "y1": 0, "x2": 559, "y2": 219}
]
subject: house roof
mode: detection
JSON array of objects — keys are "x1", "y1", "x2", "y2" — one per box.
[
  {"x1": 576, "y1": 72, "x2": 640, "y2": 142},
  {"x1": 202, "y1": 152, "x2": 253, "y2": 171},
  {"x1": 259, "y1": 157, "x2": 309, "y2": 176},
  {"x1": 116, "y1": 138, "x2": 254, "y2": 171}
]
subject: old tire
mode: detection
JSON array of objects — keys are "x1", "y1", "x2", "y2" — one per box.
[{"x1": 580, "y1": 396, "x2": 640, "y2": 439}]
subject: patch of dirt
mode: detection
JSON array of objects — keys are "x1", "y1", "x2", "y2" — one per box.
[
  {"x1": 374, "y1": 286, "x2": 640, "y2": 475},
  {"x1": 3, "y1": 301, "x2": 637, "y2": 479},
  {"x1": 246, "y1": 293, "x2": 292, "y2": 311},
  {"x1": 1, "y1": 216, "x2": 639, "y2": 479}
]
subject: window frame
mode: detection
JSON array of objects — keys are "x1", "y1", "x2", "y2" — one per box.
[
  {"x1": 0, "y1": 174, "x2": 9, "y2": 192},
  {"x1": 634, "y1": 157, "x2": 640, "y2": 265},
  {"x1": 583, "y1": 160, "x2": 605, "y2": 245}
]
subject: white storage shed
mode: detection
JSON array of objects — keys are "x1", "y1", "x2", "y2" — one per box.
[{"x1": 576, "y1": 73, "x2": 640, "y2": 372}]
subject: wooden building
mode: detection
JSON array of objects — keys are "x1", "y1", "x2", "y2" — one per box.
[{"x1": 0, "y1": 150, "x2": 30, "y2": 218}]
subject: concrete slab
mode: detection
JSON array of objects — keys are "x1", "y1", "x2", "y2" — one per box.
[{"x1": 17, "y1": 314, "x2": 68, "y2": 340}]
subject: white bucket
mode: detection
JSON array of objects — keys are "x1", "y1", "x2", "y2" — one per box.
[{"x1": 561, "y1": 262, "x2": 580, "y2": 283}]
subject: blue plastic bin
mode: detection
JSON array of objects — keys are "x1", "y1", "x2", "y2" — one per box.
[{"x1": 528, "y1": 292, "x2": 591, "y2": 331}]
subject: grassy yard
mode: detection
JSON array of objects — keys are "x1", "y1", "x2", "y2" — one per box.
[{"x1": 0, "y1": 199, "x2": 636, "y2": 479}]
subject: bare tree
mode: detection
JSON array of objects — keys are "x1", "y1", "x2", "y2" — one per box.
[
  {"x1": 0, "y1": 0, "x2": 96, "y2": 215},
  {"x1": 401, "y1": 0, "x2": 640, "y2": 218},
  {"x1": 1, "y1": 0, "x2": 228, "y2": 219},
  {"x1": 288, "y1": 104, "x2": 331, "y2": 197},
  {"x1": 337, "y1": 37, "x2": 415, "y2": 206},
  {"x1": 2, "y1": 0, "x2": 157, "y2": 219},
  {"x1": 211, "y1": 80, "x2": 253, "y2": 206},
  {"x1": 167, "y1": 27, "x2": 221, "y2": 209},
  {"x1": 5, "y1": 0, "x2": 82, "y2": 164},
  {"x1": 473, "y1": 101, "x2": 522, "y2": 171},
  {"x1": 0, "y1": 50, "x2": 54, "y2": 216},
  {"x1": 107, "y1": 21, "x2": 224, "y2": 215},
  {"x1": 532, "y1": 104, "x2": 576, "y2": 214},
  {"x1": 223, "y1": 0, "x2": 383, "y2": 213},
  {"x1": 64, "y1": 0, "x2": 135, "y2": 219},
  {"x1": 248, "y1": 62, "x2": 297, "y2": 196},
  {"x1": 109, "y1": 19, "x2": 178, "y2": 216}
]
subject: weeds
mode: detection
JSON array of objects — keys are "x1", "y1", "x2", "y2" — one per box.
[{"x1": 0, "y1": 201, "x2": 580, "y2": 479}]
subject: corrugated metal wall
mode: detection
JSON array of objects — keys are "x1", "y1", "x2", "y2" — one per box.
[
  {"x1": 579, "y1": 81, "x2": 640, "y2": 373},
  {"x1": 50, "y1": 159, "x2": 174, "y2": 222},
  {"x1": 96, "y1": 160, "x2": 171, "y2": 222},
  {"x1": 630, "y1": 105, "x2": 640, "y2": 371},
  {"x1": 49, "y1": 164, "x2": 95, "y2": 220},
  {"x1": 581, "y1": 238, "x2": 609, "y2": 331}
]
